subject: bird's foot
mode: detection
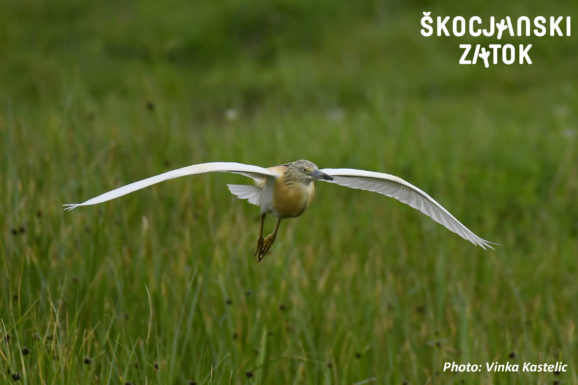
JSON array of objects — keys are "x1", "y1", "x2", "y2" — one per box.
[
  {"x1": 254, "y1": 237, "x2": 264, "y2": 258},
  {"x1": 256, "y1": 234, "x2": 276, "y2": 262}
]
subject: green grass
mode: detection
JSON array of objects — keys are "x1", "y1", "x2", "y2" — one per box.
[{"x1": 1, "y1": 0, "x2": 577, "y2": 384}]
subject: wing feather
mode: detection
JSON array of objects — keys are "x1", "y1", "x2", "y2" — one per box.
[
  {"x1": 320, "y1": 168, "x2": 495, "y2": 250},
  {"x1": 226, "y1": 184, "x2": 262, "y2": 206},
  {"x1": 64, "y1": 162, "x2": 279, "y2": 210}
]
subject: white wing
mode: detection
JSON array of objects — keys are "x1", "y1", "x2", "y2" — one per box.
[
  {"x1": 320, "y1": 168, "x2": 495, "y2": 250},
  {"x1": 64, "y1": 162, "x2": 279, "y2": 210},
  {"x1": 226, "y1": 184, "x2": 263, "y2": 206}
]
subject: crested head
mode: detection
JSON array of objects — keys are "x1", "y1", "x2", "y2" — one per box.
[
  {"x1": 284, "y1": 160, "x2": 333, "y2": 184},
  {"x1": 287, "y1": 159, "x2": 319, "y2": 171}
]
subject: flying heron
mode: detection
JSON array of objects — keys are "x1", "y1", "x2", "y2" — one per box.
[{"x1": 65, "y1": 160, "x2": 494, "y2": 260}]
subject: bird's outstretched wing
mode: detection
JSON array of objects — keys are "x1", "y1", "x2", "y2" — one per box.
[
  {"x1": 64, "y1": 162, "x2": 280, "y2": 210},
  {"x1": 320, "y1": 168, "x2": 495, "y2": 250}
]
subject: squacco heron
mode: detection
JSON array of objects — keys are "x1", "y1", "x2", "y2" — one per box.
[{"x1": 65, "y1": 160, "x2": 494, "y2": 260}]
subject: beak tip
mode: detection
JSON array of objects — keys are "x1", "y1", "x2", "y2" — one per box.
[{"x1": 311, "y1": 170, "x2": 333, "y2": 181}]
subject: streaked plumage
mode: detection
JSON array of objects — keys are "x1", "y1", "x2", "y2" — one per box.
[{"x1": 65, "y1": 160, "x2": 495, "y2": 260}]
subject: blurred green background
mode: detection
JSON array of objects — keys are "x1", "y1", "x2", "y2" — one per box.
[{"x1": 1, "y1": 0, "x2": 576, "y2": 384}]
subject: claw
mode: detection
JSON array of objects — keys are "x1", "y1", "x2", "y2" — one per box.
[
  {"x1": 258, "y1": 233, "x2": 276, "y2": 261},
  {"x1": 255, "y1": 216, "x2": 282, "y2": 262},
  {"x1": 254, "y1": 237, "x2": 264, "y2": 258}
]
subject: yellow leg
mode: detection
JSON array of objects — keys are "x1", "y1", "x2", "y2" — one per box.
[
  {"x1": 258, "y1": 217, "x2": 282, "y2": 262},
  {"x1": 254, "y1": 213, "x2": 266, "y2": 257}
]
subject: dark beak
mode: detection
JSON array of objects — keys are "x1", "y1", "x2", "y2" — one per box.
[{"x1": 311, "y1": 170, "x2": 333, "y2": 181}]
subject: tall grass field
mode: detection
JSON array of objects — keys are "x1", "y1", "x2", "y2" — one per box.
[{"x1": 1, "y1": 0, "x2": 576, "y2": 384}]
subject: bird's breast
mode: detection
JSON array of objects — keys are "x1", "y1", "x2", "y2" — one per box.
[{"x1": 271, "y1": 178, "x2": 315, "y2": 218}]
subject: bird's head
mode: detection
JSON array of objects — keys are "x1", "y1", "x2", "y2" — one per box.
[{"x1": 286, "y1": 160, "x2": 333, "y2": 183}]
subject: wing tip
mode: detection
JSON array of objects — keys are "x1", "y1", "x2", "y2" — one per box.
[
  {"x1": 477, "y1": 239, "x2": 499, "y2": 251},
  {"x1": 63, "y1": 203, "x2": 81, "y2": 211}
]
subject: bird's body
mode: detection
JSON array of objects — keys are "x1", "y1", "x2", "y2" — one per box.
[
  {"x1": 267, "y1": 164, "x2": 315, "y2": 218},
  {"x1": 65, "y1": 159, "x2": 495, "y2": 260},
  {"x1": 271, "y1": 176, "x2": 314, "y2": 218}
]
